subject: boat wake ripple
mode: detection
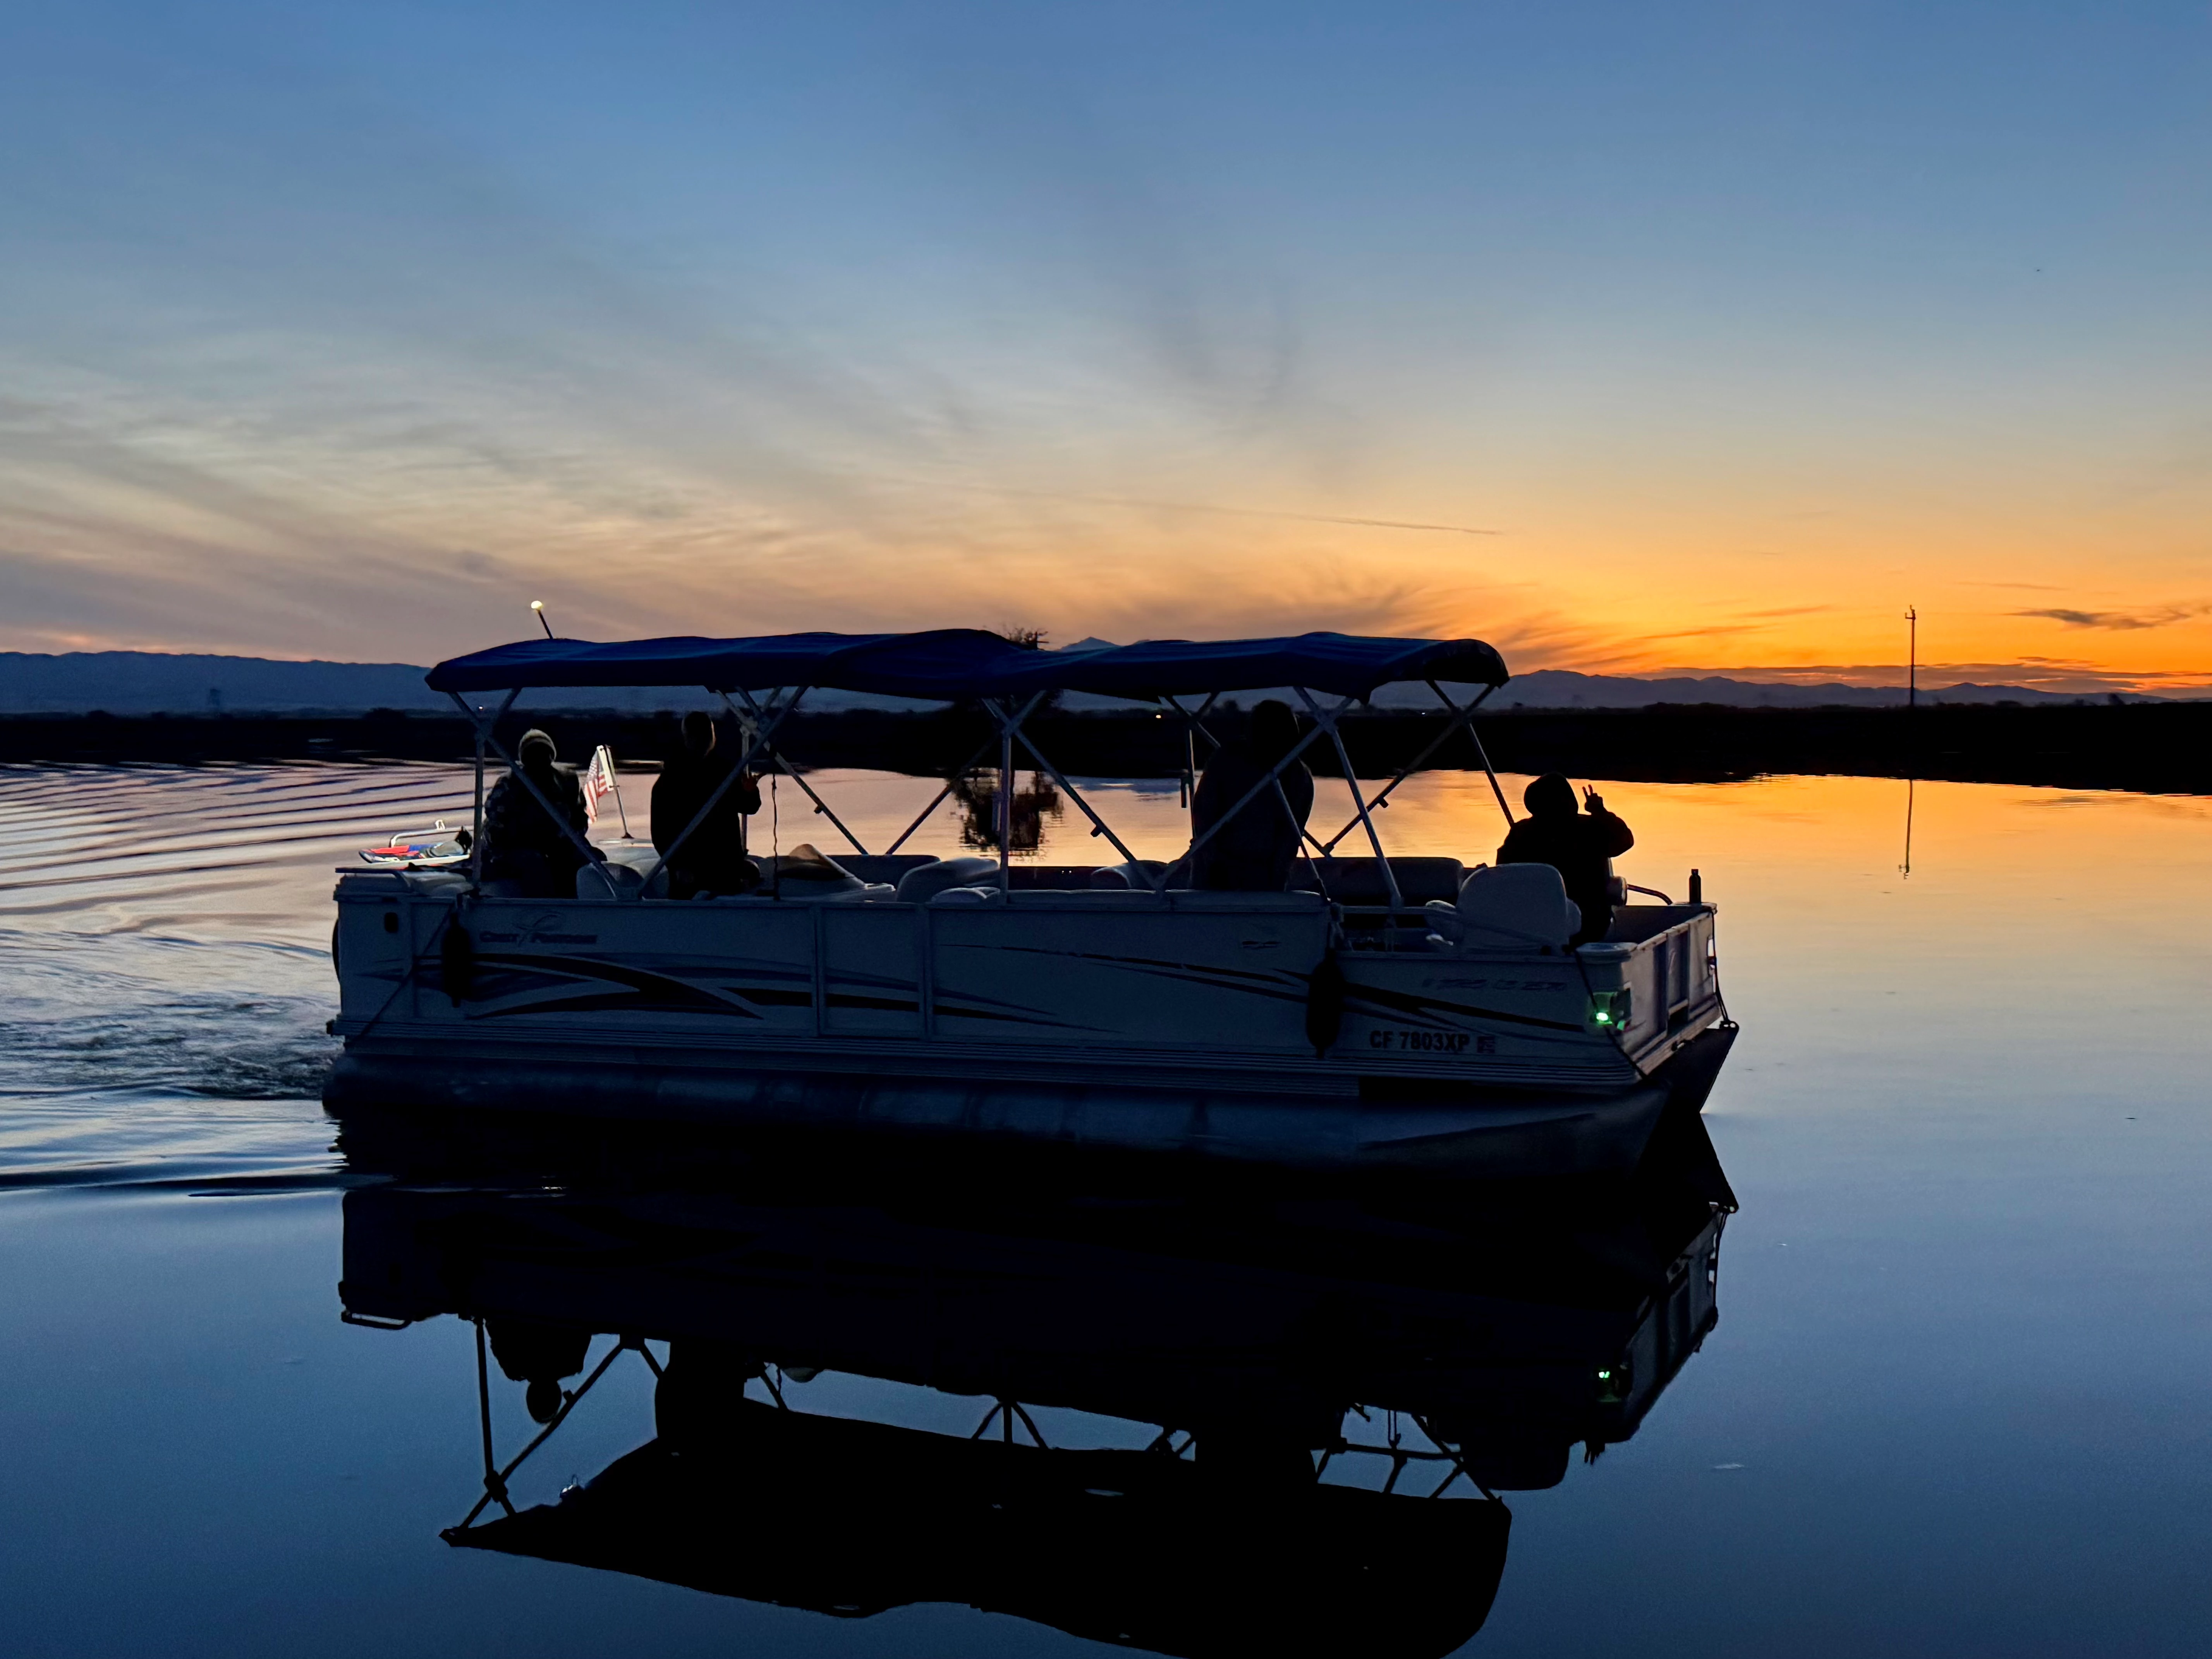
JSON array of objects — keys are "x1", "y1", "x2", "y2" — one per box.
[{"x1": 0, "y1": 761, "x2": 472, "y2": 1110}]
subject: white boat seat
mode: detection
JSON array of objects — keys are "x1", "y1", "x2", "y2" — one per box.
[
  {"x1": 1427, "y1": 864, "x2": 1582, "y2": 953},
  {"x1": 896, "y1": 856, "x2": 1000, "y2": 902},
  {"x1": 836, "y1": 854, "x2": 940, "y2": 887},
  {"x1": 1090, "y1": 859, "x2": 1170, "y2": 889},
  {"x1": 761, "y1": 843, "x2": 866, "y2": 900},
  {"x1": 719, "y1": 882, "x2": 895, "y2": 903},
  {"x1": 928, "y1": 884, "x2": 1003, "y2": 905},
  {"x1": 575, "y1": 861, "x2": 646, "y2": 901}
]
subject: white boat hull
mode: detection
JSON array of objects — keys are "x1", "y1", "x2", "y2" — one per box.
[{"x1": 327, "y1": 873, "x2": 1732, "y2": 1176}]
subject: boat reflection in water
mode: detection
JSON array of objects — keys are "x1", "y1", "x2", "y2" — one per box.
[{"x1": 336, "y1": 1106, "x2": 1736, "y2": 1657}]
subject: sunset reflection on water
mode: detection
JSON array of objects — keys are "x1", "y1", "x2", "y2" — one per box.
[{"x1": 2, "y1": 761, "x2": 2210, "y2": 1656}]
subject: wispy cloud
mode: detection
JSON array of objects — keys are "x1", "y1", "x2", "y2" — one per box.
[
  {"x1": 2014, "y1": 603, "x2": 2209, "y2": 631},
  {"x1": 854, "y1": 476, "x2": 1500, "y2": 536},
  {"x1": 1733, "y1": 604, "x2": 1834, "y2": 620}
]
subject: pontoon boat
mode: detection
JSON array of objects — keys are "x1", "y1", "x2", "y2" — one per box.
[{"x1": 326, "y1": 630, "x2": 1734, "y2": 1174}]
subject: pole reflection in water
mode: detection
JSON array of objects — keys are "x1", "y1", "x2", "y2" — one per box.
[
  {"x1": 335, "y1": 1108, "x2": 1736, "y2": 1657},
  {"x1": 1900, "y1": 776, "x2": 1915, "y2": 879}
]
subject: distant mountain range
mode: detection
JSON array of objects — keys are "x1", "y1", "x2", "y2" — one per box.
[
  {"x1": 1425, "y1": 668, "x2": 2119, "y2": 711},
  {"x1": 0, "y1": 649, "x2": 2143, "y2": 715},
  {"x1": 0, "y1": 652, "x2": 708, "y2": 715}
]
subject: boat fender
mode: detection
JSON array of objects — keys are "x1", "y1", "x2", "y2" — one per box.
[
  {"x1": 440, "y1": 913, "x2": 475, "y2": 1005},
  {"x1": 1304, "y1": 953, "x2": 1346, "y2": 1057}
]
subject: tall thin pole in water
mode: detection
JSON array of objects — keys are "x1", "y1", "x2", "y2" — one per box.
[{"x1": 1905, "y1": 606, "x2": 1917, "y2": 709}]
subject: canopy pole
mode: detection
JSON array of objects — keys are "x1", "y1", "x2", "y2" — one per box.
[
  {"x1": 1443, "y1": 681, "x2": 1516, "y2": 832},
  {"x1": 1003, "y1": 715, "x2": 1149, "y2": 876},
  {"x1": 1164, "y1": 690, "x2": 1220, "y2": 809},
  {"x1": 1295, "y1": 689, "x2": 1404, "y2": 915},
  {"x1": 474, "y1": 1317, "x2": 498, "y2": 1503},
  {"x1": 984, "y1": 694, "x2": 1048, "y2": 891},
  {"x1": 470, "y1": 727, "x2": 484, "y2": 883},
  {"x1": 1317, "y1": 681, "x2": 1503, "y2": 852},
  {"x1": 449, "y1": 690, "x2": 601, "y2": 878},
  {"x1": 723, "y1": 689, "x2": 869, "y2": 855},
  {"x1": 464, "y1": 689, "x2": 518, "y2": 884},
  {"x1": 885, "y1": 728, "x2": 1006, "y2": 856},
  {"x1": 996, "y1": 725, "x2": 1012, "y2": 890}
]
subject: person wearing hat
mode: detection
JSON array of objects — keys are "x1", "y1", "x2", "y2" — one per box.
[
  {"x1": 479, "y1": 728, "x2": 593, "y2": 896},
  {"x1": 1496, "y1": 773, "x2": 1635, "y2": 946}
]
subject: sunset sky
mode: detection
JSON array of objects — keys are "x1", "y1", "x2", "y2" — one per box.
[{"x1": 3, "y1": 3, "x2": 2208, "y2": 692}]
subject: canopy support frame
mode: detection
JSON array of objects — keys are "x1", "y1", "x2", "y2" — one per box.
[
  {"x1": 1166, "y1": 698, "x2": 1348, "y2": 896},
  {"x1": 963, "y1": 694, "x2": 1051, "y2": 888},
  {"x1": 1162, "y1": 693, "x2": 1334, "y2": 898},
  {"x1": 465, "y1": 689, "x2": 521, "y2": 884},
  {"x1": 452, "y1": 1325, "x2": 660, "y2": 1535},
  {"x1": 883, "y1": 727, "x2": 1008, "y2": 857},
  {"x1": 1293, "y1": 688, "x2": 1405, "y2": 917},
  {"x1": 723, "y1": 687, "x2": 871, "y2": 856},
  {"x1": 450, "y1": 690, "x2": 603, "y2": 880},
  {"x1": 984, "y1": 695, "x2": 1149, "y2": 878},
  {"x1": 1317, "y1": 681, "x2": 1506, "y2": 854}
]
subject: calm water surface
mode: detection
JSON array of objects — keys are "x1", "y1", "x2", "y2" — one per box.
[{"x1": 3, "y1": 762, "x2": 2209, "y2": 1656}]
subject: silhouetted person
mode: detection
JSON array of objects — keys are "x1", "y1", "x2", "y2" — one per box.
[
  {"x1": 479, "y1": 728, "x2": 592, "y2": 897},
  {"x1": 1190, "y1": 700, "x2": 1313, "y2": 891},
  {"x1": 488, "y1": 1318, "x2": 592, "y2": 1425},
  {"x1": 1498, "y1": 773, "x2": 1634, "y2": 946},
  {"x1": 653, "y1": 712, "x2": 761, "y2": 898}
]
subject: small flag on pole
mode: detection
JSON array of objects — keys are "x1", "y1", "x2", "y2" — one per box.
[
  {"x1": 582, "y1": 744, "x2": 631, "y2": 836},
  {"x1": 583, "y1": 745, "x2": 615, "y2": 823}
]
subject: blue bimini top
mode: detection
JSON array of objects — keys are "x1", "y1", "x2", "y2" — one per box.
[
  {"x1": 1011, "y1": 634, "x2": 1509, "y2": 700},
  {"x1": 425, "y1": 629, "x2": 1510, "y2": 702}
]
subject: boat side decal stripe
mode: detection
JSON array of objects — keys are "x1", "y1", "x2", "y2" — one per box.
[
  {"x1": 465, "y1": 953, "x2": 766, "y2": 1019},
  {"x1": 1343, "y1": 981, "x2": 1585, "y2": 1032}
]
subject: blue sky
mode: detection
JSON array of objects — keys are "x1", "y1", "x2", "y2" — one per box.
[{"x1": 3, "y1": 2, "x2": 2208, "y2": 688}]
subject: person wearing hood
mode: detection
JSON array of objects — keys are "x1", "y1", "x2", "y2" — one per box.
[
  {"x1": 1188, "y1": 699, "x2": 1314, "y2": 891},
  {"x1": 479, "y1": 728, "x2": 593, "y2": 897},
  {"x1": 652, "y1": 712, "x2": 762, "y2": 898},
  {"x1": 1497, "y1": 773, "x2": 1635, "y2": 946}
]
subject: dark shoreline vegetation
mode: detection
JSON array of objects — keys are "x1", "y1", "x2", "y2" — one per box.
[{"x1": 4, "y1": 702, "x2": 2208, "y2": 795}]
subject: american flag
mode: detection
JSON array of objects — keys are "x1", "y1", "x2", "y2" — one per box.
[{"x1": 582, "y1": 744, "x2": 619, "y2": 824}]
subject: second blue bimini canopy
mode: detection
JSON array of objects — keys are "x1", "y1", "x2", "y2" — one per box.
[{"x1": 425, "y1": 629, "x2": 1510, "y2": 702}]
